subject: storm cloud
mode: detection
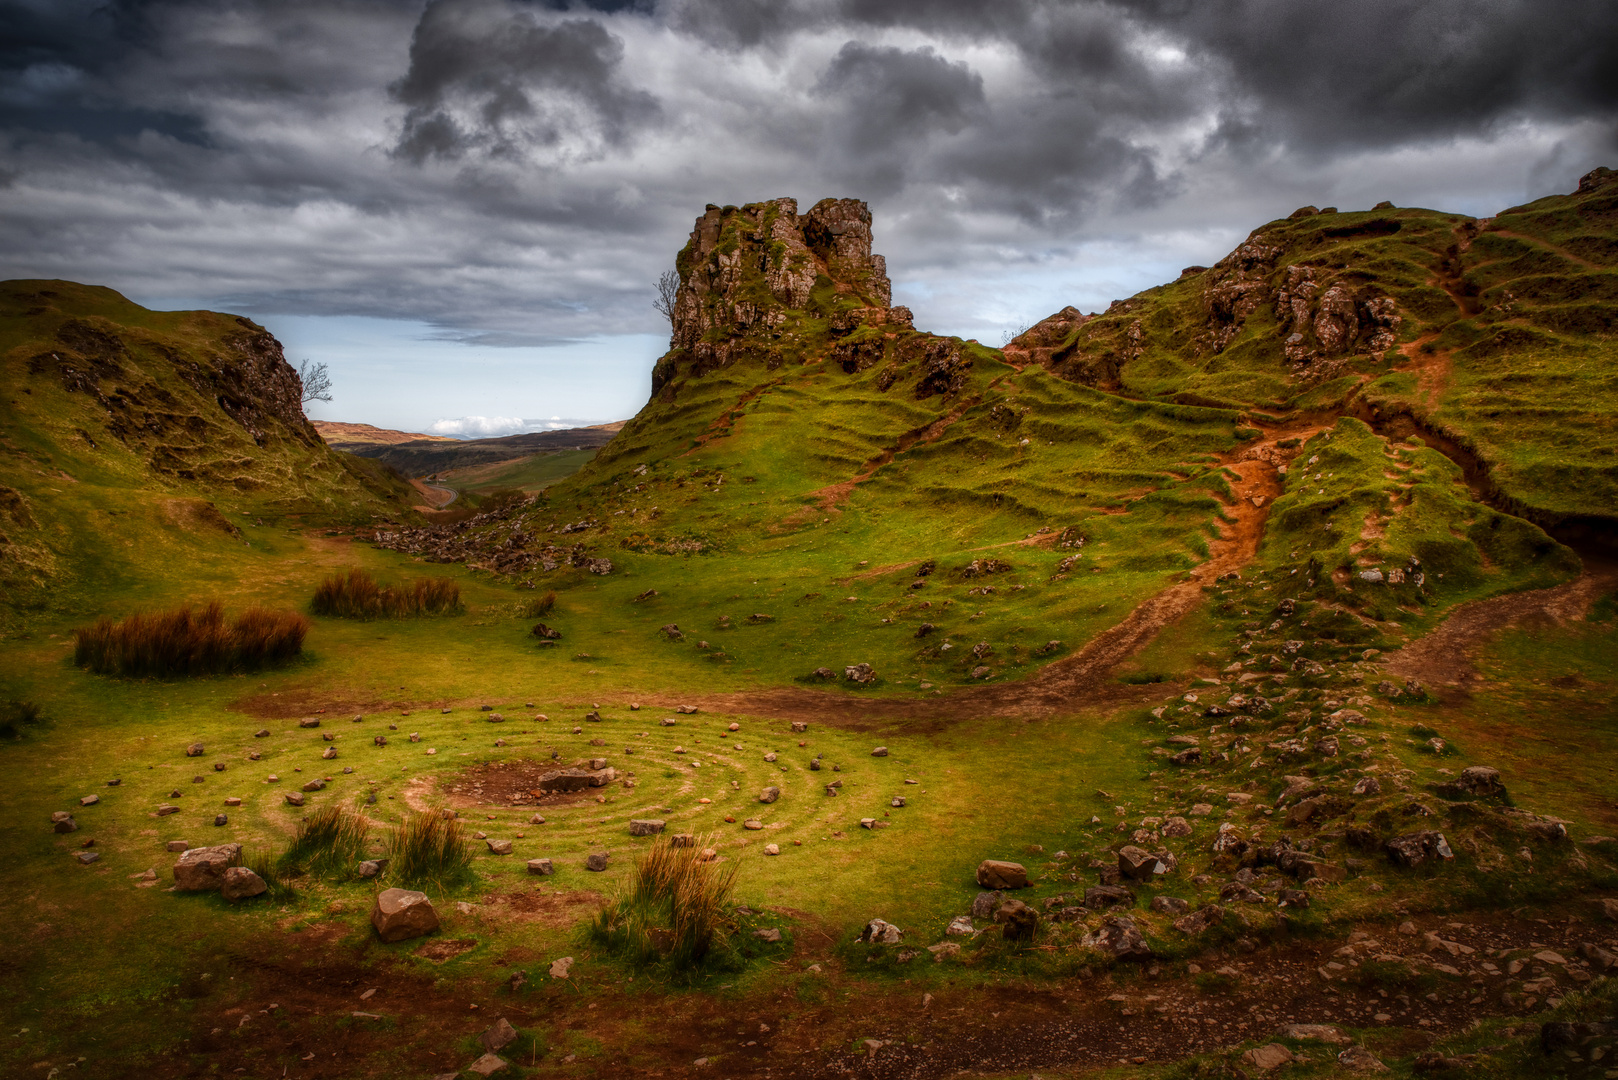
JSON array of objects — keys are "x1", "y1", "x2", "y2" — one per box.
[{"x1": 0, "y1": 0, "x2": 1613, "y2": 419}]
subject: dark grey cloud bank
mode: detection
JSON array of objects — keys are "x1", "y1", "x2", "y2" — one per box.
[{"x1": 1, "y1": 0, "x2": 1613, "y2": 352}]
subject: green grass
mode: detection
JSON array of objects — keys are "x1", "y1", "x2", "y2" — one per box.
[{"x1": 439, "y1": 448, "x2": 597, "y2": 497}]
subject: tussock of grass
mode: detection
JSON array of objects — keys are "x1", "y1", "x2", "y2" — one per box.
[
  {"x1": 519, "y1": 590, "x2": 556, "y2": 618},
  {"x1": 311, "y1": 568, "x2": 461, "y2": 619},
  {"x1": 591, "y1": 835, "x2": 740, "y2": 972},
  {"x1": 278, "y1": 804, "x2": 370, "y2": 879},
  {"x1": 386, "y1": 810, "x2": 473, "y2": 889},
  {"x1": 73, "y1": 602, "x2": 308, "y2": 677},
  {"x1": 0, "y1": 699, "x2": 41, "y2": 739}
]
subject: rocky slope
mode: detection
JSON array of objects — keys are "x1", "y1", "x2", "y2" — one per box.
[{"x1": 0, "y1": 280, "x2": 417, "y2": 613}]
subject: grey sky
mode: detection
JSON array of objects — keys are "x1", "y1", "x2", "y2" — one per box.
[{"x1": 2, "y1": 0, "x2": 1613, "y2": 433}]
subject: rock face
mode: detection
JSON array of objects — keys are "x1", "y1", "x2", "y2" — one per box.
[
  {"x1": 172, "y1": 844, "x2": 243, "y2": 891},
  {"x1": 975, "y1": 860, "x2": 1029, "y2": 890},
  {"x1": 370, "y1": 888, "x2": 440, "y2": 942}
]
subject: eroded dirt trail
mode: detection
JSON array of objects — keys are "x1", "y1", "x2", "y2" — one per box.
[{"x1": 1384, "y1": 555, "x2": 1618, "y2": 692}]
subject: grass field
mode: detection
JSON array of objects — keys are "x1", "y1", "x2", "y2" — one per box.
[{"x1": 4, "y1": 179, "x2": 1618, "y2": 1078}]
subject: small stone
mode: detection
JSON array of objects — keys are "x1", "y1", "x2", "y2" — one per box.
[
  {"x1": 549, "y1": 956, "x2": 573, "y2": 978},
  {"x1": 763, "y1": 843, "x2": 779, "y2": 855},
  {"x1": 527, "y1": 858, "x2": 555, "y2": 875},
  {"x1": 224, "y1": 797, "x2": 242, "y2": 807},
  {"x1": 253, "y1": 729, "x2": 269, "y2": 738},
  {"x1": 299, "y1": 718, "x2": 320, "y2": 728},
  {"x1": 791, "y1": 721, "x2": 808, "y2": 733},
  {"x1": 891, "y1": 796, "x2": 905, "y2": 808},
  {"x1": 357, "y1": 860, "x2": 385, "y2": 878},
  {"x1": 185, "y1": 742, "x2": 205, "y2": 756},
  {"x1": 744, "y1": 819, "x2": 764, "y2": 830},
  {"x1": 585, "y1": 852, "x2": 609, "y2": 871},
  {"x1": 284, "y1": 792, "x2": 305, "y2": 807},
  {"x1": 755, "y1": 927, "x2": 782, "y2": 942},
  {"x1": 871, "y1": 746, "x2": 889, "y2": 757},
  {"x1": 529, "y1": 814, "x2": 545, "y2": 825},
  {"x1": 759, "y1": 786, "x2": 780, "y2": 804},
  {"x1": 213, "y1": 814, "x2": 228, "y2": 826},
  {"x1": 947, "y1": 915, "x2": 974, "y2": 936},
  {"x1": 321, "y1": 747, "x2": 337, "y2": 760},
  {"x1": 859, "y1": 918, "x2": 902, "y2": 944},
  {"x1": 302, "y1": 779, "x2": 325, "y2": 792},
  {"x1": 486, "y1": 839, "x2": 513, "y2": 855},
  {"x1": 53, "y1": 816, "x2": 79, "y2": 834},
  {"x1": 76, "y1": 851, "x2": 100, "y2": 865},
  {"x1": 155, "y1": 804, "x2": 180, "y2": 816},
  {"x1": 628, "y1": 819, "x2": 666, "y2": 836}
]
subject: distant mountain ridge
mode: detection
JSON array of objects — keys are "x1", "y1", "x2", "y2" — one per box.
[
  {"x1": 313, "y1": 421, "x2": 455, "y2": 450},
  {"x1": 347, "y1": 421, "x2": 625, "y2": 477}
]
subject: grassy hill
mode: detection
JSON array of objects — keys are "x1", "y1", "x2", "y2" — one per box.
[{"x1": 0, "y1": 280, "x2": 418, "y2": 625}]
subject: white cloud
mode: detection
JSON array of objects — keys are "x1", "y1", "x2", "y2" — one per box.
[{"x1": 427, "y1": 416, "x2": 528, "y2": 437}]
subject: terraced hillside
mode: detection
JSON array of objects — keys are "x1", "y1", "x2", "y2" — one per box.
[
  {"x1": 0, "y1": 281, "x2": 418, "y2": 623},
  {"x1": 376, "y1": 180, "x2": 1611, "y2": 695}
]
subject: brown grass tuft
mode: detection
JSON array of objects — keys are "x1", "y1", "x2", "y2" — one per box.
[
  {"x1": 73, "y1": 603, "x2": 308, "y2": 677},
  {"x1": 311, "y1": 568, "x2": 462, "y2": 619}
]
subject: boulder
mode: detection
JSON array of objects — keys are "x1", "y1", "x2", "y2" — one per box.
[
  {"x1": 844, "y1": 663, "x2": 877, "y2": 684},
  {"x1": 526, "y1": 858, "x2": 555, "y2": 875},
  {"x1": 486, "y1": 839, "x2": 513, "y2": 855},
  {"x1": 1150, "y1": 896, "x2": 1190, "y2": 915},
  {"x1": 357, "y1": 859, "x2": 388, "y2": 879},
  {"x1": 971, "y1": 891, "x2": 1003, "y2": 920},
  {"x1": 1457, "y1": 765, "x2": 1505, "y2": 796},
  {"x1": 481, "y1": 1017, "x2": 519, "y2": 1053},
  {"x1": 1337, "y1": 1045, "x2": 1389, "y2": 1072},
  {"x1": 628, "y1": 819, "x2": 666, "y2": 836},
  {"x1": 994, "y1": 899, "x2": 1039, "y2": 941},
  {"x1": 1241, "y1": 1044, "x2": 1294, "y2": 1071},
  {"x1": 758, "y1": 787, "x2": 780, "y2": 804},
  {"x1": 185, "y1": 743, "x2": 205, "y2": 757},
  {"x1": 370, "y1": 888, "x2": 440, "y2": 942},
  {"x1": 1173, "y1": 904, "x2": 1226, "y2": 935},
  {"x1": 975, "y1": 860, "x2": 1028, "y2": 890},
  {"x1": 1118, "y1": 845, "x2": 1164, "y2": 880},
  {"x1": 763, "y1": 843, "x2": 780, "y2": 855},
  {"x1": 53, "y1": 816, "x2": 78, "y2": 834},
  {"x1": 284, "y1": 792, "x2": 305, "y2": 807},
  {"x1": 468, "y1": 1052, "x2": 508, "y2": 1077},
  {"x1": 860, "y1": 918, "x2": 902, "y2": 944},
  {"x1": 302, "y1": 779, "x2": 325, "y2": 792},
  {"x1": 221, "y1": 866, "x2": 267, "y2": 902},
  {"x1": 172, "y1": 844, "x2": 244, "y2": 891},
  {"x1": 1161, "y1": 816, "x2": 1192, "y2": 837},
  {"x1": 1081, "y1": 916, "x2": 1151, "y2": 961},
  {"x1": 1084, "y1": 884, "x2": 1135, "y2": 909},
  {"x1": 1385, "y1": 831, "x2": 1454, "y2": 867},
  {"x1": 791, "y1": 721, "x2": 809, "y2": 733},
  {"x1": 585, "y1": 852, "x2": 609, "y2": 871}
]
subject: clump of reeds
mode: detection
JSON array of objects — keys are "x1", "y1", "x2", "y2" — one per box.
[
  {"x1": 519, "y1": 590, "x2": 556, "y2": 619},
  {"x1": 0, "y1": 699, "x2": 42, "y2": 739},
  {"x1": 277, "y1": 804, "x2": 371, "y2": 879},
  {"x1": 591, "y1": 834, "x2": 739, "y2": 971},
  {"x1": 386, "y1": 810, "x2": 473, "y2": 889},
  {"x1": 73, "y1": 603, "x2": 308, "y2": 677},
  {"x1": 245, "y1": 848, "x2": 297, "y2": 901},
  {"x1": 310, "y1": 569, "x2": 462, "y2": 619}
]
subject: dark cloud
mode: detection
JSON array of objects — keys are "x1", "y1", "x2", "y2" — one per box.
[
  {"x1": 391, "y1": 0, "x2": 660, "y2": 163},
  {"x1": 0, "y1": 0, "x2": 1614, "y2": 369},
  {"x1": 1125, "y1": 0, "x2": 1618, "y2": 151}
]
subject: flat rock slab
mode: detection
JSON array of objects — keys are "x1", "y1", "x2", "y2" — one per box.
[
  {"x1": 628, "y1": 819, "x2": 666, "y2": 836},
  {"x1": 526, "y1": 858, "x2": 554, "y2": 875},
  {"x1": 371, "y1": 888, "x2": 440, "y2": 943}
]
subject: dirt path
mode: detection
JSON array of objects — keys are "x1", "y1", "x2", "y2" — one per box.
[
  {"x1": 677, "y1": 438, "x2": 1296, "y2": 724},
  {"x1": 1384, "y1": 557, "x2": 1618, "y2": 692}
]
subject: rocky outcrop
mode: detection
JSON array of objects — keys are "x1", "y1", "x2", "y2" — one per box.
[{"x1": 653, "y1": 197, "x2": 930, "y2": 399}]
